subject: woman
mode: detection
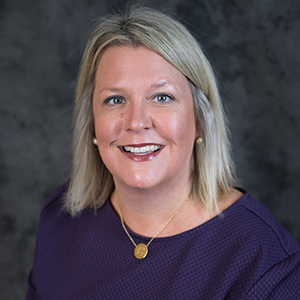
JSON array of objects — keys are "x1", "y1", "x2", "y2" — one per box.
[{"x1": 26, "y1": 6, "x2": 300, "y2": 299}]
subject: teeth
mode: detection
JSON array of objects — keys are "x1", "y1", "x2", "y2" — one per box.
[{"x1": 124, "y1": 145, "x2": 161, "y2": 154}]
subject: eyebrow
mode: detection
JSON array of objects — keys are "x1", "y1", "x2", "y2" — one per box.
[
  {"x1": 97, "y1": 87, "x2": 124, "y2": 95},
  {"x1": 97, "y1": 80, "x2": 176, "y2": 95},
  {"x1": 150, "y1": 80, "x2": 175, "y2": 90}
]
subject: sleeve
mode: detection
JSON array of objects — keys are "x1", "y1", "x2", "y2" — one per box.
[
  {"x1": 25, "y1": 270, "x2": 36, "y2": 299},
  {"x1": 245, "y1": 252, "x2": 300, "y2": 299}
]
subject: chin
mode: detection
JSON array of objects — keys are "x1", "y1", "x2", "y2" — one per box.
[{"x1": 116, "y1": 173, "x2": 164, "y2": 191}]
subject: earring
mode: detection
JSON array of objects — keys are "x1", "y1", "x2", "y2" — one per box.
[
  {"x1": 93, "y1": 138, "x2": 98, "y2": 145},
  {"x1": 195, "y1": 137, "x2": 203, "y2": 144}
]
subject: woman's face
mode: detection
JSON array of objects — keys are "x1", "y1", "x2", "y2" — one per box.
[{"x1": 93, "y1": 45, "x2": 200, "y2": 191}]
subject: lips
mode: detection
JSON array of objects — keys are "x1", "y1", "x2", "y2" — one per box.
[{"x1": 118, "y1": 144, "x2": 164, "y2": 161}]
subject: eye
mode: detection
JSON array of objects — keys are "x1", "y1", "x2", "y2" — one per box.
[
  {"x1": 154, "y1": 93, "x2": 174, "y2": 103},
  {"x1": 104, "y1": 96, "x2": 125, "y2": 105}
]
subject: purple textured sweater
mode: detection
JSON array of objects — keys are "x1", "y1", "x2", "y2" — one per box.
[{"x1": 26, "y1": 183, "x2": 300, "y2": 299}]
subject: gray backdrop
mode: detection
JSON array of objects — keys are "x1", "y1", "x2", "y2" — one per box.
[{"x1": 1, "y1": 0, "x2": 299, "y2": 298}]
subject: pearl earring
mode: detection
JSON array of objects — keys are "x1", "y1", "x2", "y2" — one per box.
[
  {"x1": 93, "y1": 138, "x2": 98, "y2": 145},
  {"x1": 195, "y1": 137, "x2": 203, "y2": 144}
]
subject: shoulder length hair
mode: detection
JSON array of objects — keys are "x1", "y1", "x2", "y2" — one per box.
[{"x1": 65, "y1": 6, "x2": 237, "y2": 215}]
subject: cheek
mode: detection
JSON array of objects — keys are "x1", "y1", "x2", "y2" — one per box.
[
  {"x1": 165, "y1": 110, "x2": 197, "y2": 147},
  {"x1": 94, "y1": 114, "x2": 122, "y2": 145},
  {"x1": 94, "y1": 117, "x2": 121, "y2": 171}
]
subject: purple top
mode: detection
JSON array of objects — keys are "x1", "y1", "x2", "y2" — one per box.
[{"x1": 26, "y1": 183, "x2": 300, "y2": 299}]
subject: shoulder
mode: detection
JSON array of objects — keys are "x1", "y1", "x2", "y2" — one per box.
[
  {"x1": 37, "y1": 181, "x2": 112, "y2": 232},
  {"x1": 43, "y1": 181, "x2": 69, "y2": 208},
  {"x1": 33, "y1": 182, "x2": 111, "y2": 263},
  {"x1": 234, "y1": 191, "x2": 300, "y2": 256},
  {"x1": 245, "y1": 251, "x2": 300, "y2": 299},
  {"x1": 229, "y1": 191, "x2": 300, "y2": 298},
  {"x1": 39, "y1": 181, "x2": 70, "y2": 219}
]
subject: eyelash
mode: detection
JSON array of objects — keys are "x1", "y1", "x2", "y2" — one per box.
[
  {"x1": 104, "y1": 96, "x2": 125, "y2": 105},
  {"x1": 153, "y1": 93, "x2": 175, "y2": 103}
]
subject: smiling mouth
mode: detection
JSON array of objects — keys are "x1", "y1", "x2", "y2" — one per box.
[{"x1": 121, "y1": 145, "x2": 163, "y2": 155}]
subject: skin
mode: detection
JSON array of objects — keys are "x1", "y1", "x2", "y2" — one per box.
[{"x1": 93, "y1": 45, "x2": 242, "y2": 237}]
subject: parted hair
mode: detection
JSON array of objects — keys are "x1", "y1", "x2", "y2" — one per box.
[{"x1": 65, "y1": 6, "x2": 237, "y2": 215}]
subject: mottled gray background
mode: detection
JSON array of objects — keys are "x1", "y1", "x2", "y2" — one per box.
[{"x1": 0, "y1": 0, "x2": 299, "y2": 298}]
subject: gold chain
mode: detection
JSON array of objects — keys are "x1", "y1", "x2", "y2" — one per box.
[{"x1": 116, "y1": 194, "x2": 190, "y2": 259}]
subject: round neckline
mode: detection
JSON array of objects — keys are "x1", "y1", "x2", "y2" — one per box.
[{"x1": 107, "y1": 188, "x2": 250, "y2": 243}]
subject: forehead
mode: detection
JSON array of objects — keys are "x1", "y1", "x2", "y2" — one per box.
[{"x1": 94, "y1": 45, "x2": 189, "y2": 87}]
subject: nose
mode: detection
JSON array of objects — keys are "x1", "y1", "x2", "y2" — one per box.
[{"x1": 124, "y1": 101, "x2": 152, "y2": 133}]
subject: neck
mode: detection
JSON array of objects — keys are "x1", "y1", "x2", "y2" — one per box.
[{"x1": 110, "y1": 177, "x2": 200, "y2": 237}]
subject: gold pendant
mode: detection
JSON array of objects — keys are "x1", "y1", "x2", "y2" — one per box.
[{"x1": 134, "y1": 243, "x2": 148, "y2": 259}]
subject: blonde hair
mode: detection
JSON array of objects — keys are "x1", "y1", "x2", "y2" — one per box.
[{"x1": 65, "y1": 6, "x2": 236, "y2": 215}]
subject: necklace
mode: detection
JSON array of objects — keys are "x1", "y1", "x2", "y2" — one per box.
[{"x1": 116, "y1": 195, "x2": 190, "y2": 259}]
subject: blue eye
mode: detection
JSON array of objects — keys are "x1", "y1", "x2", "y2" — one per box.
[
  {"x1": 105, "y1": 96, "x2": 124, "y2": 105},
  {"x1": 155, "y1": 94, "x2": 174, "y2": 103}
]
